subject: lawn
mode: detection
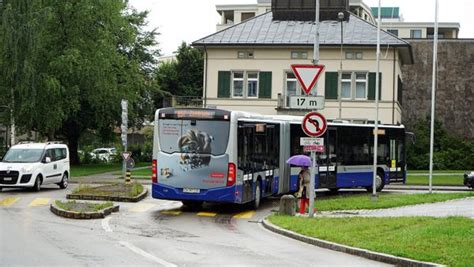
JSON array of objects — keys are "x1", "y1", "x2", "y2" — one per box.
[
  {"x1": 313, "y1": 192, "x2": 473, "y2": 211},
  {"x1": 407, "y1": 170, "x2": 468, "y2": 174},
  {"x1": 71, "y1": 162, "x2": 149, "y2": 177},
  {"x1": 268, "y1": 216, "x2": 474, "y2": 267},
  {"x1": 406, "y1": 174, "x2": 464, "y2": 186},
  {"x1": 72, "y1": 183, "x2": 144, "y2": 198}
]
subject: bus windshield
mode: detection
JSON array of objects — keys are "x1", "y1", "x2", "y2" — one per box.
[{"x1": 158, "y1": 119, "x2": 230, "y2": 156}]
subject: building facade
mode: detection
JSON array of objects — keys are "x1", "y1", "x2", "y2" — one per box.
[{"x1": 193, "y1": 11, "x2": 413, "y2": 125}]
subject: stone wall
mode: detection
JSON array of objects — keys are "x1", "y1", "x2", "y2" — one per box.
[{"x1": 402, "y1": 40, "x2": 474, "y2": 140}]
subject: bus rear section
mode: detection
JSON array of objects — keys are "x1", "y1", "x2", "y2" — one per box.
[{"x1": 152, "y1": 108, "x2": 236, "y2": 204}]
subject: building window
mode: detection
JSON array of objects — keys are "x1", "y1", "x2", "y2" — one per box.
[
  {"x1": 232, "y1": 72, "x2": 244, "y2": 97},
  {"x1": 241, "y1": 12, "x2": 255, "y2": 21},
  {"x1": 232, "y1": 71, "x2": 259, "y2": 98},
  {"x1": 237, "y1": 51, "x2": 254, "y2": 59},
  {"x1": 341, "y1": 72, "x2": 368, "y2": 100},
  {"x1": 387, "y1": 29, "x2": 399, "y2": 36},
  {"x1": 291, "y1": 51, "x2": 308, "y2": 59},
  {"x1": 410, "y1": 30, "x2": 422, "y2": 38},
  {"x1": 346, "y1": 51, "x2": 363, "y2": 60},
  {"x1": 285, "y1": 72, "x2": 304, "y2": 106},
  {"x1": 247, "y1": 72, "x2": 258, "y2": 97}
]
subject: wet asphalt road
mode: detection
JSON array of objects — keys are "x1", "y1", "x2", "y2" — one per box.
[{"x1": 0, "y1": 185, "x2": 391, "y2": 266}]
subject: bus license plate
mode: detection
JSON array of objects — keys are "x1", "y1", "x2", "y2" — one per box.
[{"x1": 183, "y1": 188, "x2": 200, "y2": 193}]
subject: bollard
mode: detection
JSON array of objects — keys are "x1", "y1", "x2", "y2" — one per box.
[
  {"x1": 279, "y1": 194, "x2": 296, "y2": 216},
  {"x1": 125, "y1": 169, "x2": 131, "y2": 184}
]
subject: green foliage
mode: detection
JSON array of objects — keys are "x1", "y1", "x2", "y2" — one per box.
[
  {"x1": 0, "y1": 0, "x2": 160, "y2": 165},
  {"x1": 407, "y1": 118, "x2": 474, "y2": 170},
  {"x1": 153, "y1": 42, "x2": 203, "y2": 107},
  {"x1": 269, "y1": 216, "x2": 474, "y2": 267},
  {"x1": 55, "y1": 200, "x2": 114, "y2": 212}
]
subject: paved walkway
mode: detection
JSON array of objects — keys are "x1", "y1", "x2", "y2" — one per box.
[{"x1": 321, "y1": 197, "x2": 474, "y2": 218}]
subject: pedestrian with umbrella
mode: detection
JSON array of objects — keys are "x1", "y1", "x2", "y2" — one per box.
[{"x1": 286, "y1": 155, "x2": 314, "y2": 214}]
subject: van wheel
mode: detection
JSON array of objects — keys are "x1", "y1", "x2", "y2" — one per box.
[
  {"x1": 33, "y1": 176, "x2": 42, "y2": 192},
  {"x1": 252, "y1": 181, "x2": 262, "y2": 210},
  {"x1": 58, "y1": 173, "x2": 68, "y2": 189}
]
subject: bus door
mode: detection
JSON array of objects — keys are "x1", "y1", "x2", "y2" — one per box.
[
  {"x1": 388, "y1": 130, "x2": 405, "y2": 183},
  {"x1": 318, "y1": 127, "x2": 337, "y2": 188}
]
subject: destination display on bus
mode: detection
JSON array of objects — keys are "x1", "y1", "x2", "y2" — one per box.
[{"x1": 159, "y1": 108, "x2": 231, "y2": 121}]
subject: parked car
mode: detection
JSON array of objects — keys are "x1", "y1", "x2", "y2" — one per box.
[
  {"x1": 464, "y1": 171, "x2": 474, "y2": 189},
  {"x1": 90, "y1": 147, "x2": 117, "y2": 162},
  {"x1": 0, "y1": 142, "x2": 70, "y2": 191}
]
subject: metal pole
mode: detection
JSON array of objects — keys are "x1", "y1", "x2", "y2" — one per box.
[
  {"x1": 308, "y1": 0, "x2": 320, "y2": 218},
  {"x1": 429, "y1": 0, "x2": 439, "y2": 194},
  {"x1": 338, "y1": 13, "x2": 344, "y2": 119},
  {"x1": 10, "y1": 86, "x2": 15, "y2": 145},
  {"x1": 372, "y1": 0, "x2": 381, "y2": 198}
]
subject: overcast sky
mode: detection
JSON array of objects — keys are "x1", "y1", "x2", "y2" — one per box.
[{"x1": 128, "y1": 0, "x2": 474, "y2": 56}]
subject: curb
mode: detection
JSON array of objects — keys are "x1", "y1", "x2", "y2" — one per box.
[
  {"x1": 262, "y1": 218, "x2": 443, "y2": 267},
  {"x1": 67, "y1": 188, "x2": 148, "y2": 203},
  {"x1": 50, "y1": 202, "x2": 120, "y2": 219}
]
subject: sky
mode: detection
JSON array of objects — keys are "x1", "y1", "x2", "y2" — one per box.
[{"x1": 128, "y1": 0, "x2": 474, "y2": 56}]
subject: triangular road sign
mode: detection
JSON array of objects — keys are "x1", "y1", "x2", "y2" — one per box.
[{"x1": 291, "y1": 64, "x2": 325, "y2": 95}]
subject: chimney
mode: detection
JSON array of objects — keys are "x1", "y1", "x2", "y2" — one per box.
[{"x1": 272, "y1": 0, "x2": 349, "y2": 21}]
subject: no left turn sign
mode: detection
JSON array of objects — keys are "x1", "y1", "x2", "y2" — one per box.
[{"x1": 302, "y1": 112, "x2": 327, "y2": 137}]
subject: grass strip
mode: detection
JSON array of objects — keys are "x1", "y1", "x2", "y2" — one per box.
[
  {"x1": 268, "y1": 215, "x2": 474, "y2": 267},
  {"x1": 406, "y1": 175, "x2": 464, "y2": 186},
  {"x1": 72, "y1": 183, "x2": 144, "y2": 198},
  {"x1": 71, "y1": 162, "x2": 149, "y2": 177},
  {"x1": 408, "y1": 170, "x2": 468, "y2": 174},
  {"x1": 314, "y1": 192, "x2": 473, "y2": 211},
  {"x1": 55, "y1": 200, "x2": 113, "y2": 212}
]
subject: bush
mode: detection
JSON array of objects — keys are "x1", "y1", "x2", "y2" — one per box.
[{"x1": 407, "y1": 118, "x2": 474, "y2": 170}]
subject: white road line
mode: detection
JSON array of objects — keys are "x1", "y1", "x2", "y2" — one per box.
[
  {"x1": 119, "y1": 241, "x2": 177, "y2": 267},
  {"x1": 101, "y1": 217, "x2": 113, "y2": 232}
]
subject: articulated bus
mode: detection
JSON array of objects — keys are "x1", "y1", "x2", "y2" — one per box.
[{"x1": 152, "y1": 108, "x2": 406, "y2": 208}]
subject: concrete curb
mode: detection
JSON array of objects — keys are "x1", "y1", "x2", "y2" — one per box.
[
  {"x1": 50, "y1": 201, "x2": 120, "y2": 219},
  {"x1": 67, "y1": 188, "x2": 148, "y2": 203},
  {"x1": 386, "y1": 185, "x2": 470, "y2": 192},
  {"x1": 262, "y1": 218, "x2": 443, "y2": 267}
]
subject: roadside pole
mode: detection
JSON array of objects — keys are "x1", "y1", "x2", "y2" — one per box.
[
  {"x1": 309, "y1": 0, "x2": 320, "y2": 218},
  {"x1": 121, "y1": 99, "x2": 128, "y2": 182},
  {"x1": 428, "y1": 0, "x2": 439, "y2": 194},
  {"x1": 372, "y1": 0, "x2": 381, "y2": 199}
]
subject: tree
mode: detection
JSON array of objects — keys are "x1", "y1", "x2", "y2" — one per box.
[
  {"x1": 153, "y1": 42, "x2": 203, "y2": 107},
  {"x1": 0, "y1": 0, "x2": 159, "y2": 164}
]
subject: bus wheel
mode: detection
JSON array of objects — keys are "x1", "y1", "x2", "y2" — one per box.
[
  {"x1": 365, "y1": 173, "x2": 385, "y2": 192},
  {"x1": 252, "y1": 181, "x2": 261, "y2": 210},
  {"x1": 182, "y1": 201, "x2": 202, "y2": 210}
]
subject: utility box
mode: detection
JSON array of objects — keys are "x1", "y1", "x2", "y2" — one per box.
[{"x1": 272, "y1": 0, "x2": 349, "y2": 21}]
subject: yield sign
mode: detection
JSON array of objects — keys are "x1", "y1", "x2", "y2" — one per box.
[{"x1": 291, "y1": 64, "x2": 325, "y2": 95}]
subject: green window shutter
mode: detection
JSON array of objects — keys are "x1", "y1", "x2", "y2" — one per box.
[
  {"x1": 217, "y1": 71, "x2": 231, "y2": 98},
  {"x1": 368, "y1": 72, "x2": 382, "y2": 100},
  {"x1": 325, "y1": 72, "x2": 338, "y2": 99},
  {"x1": 259, "y1": 72, "x2": 272, "y2": 99}
]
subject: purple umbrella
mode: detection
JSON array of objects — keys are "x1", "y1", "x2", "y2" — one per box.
[{"x1": 286, "y1": 155, "x2": 312, "y2": 167}]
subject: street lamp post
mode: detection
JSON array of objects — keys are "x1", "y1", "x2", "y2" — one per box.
[{"x1": 337, "y1": 12, "x2": 344, "y2": 119}]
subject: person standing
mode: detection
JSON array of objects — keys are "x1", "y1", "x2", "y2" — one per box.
[{"x1": 297, "y1": 166, "x2": 311, "y2": 214}]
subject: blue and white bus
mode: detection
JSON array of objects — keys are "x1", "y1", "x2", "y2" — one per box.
[{"x1": 152, "y1": 108, "x2": 406, "y2": 208}]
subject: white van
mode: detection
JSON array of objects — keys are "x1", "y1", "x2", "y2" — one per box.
[{"x1": 0, "y1": 142, "x2": 70, "y2": 191}]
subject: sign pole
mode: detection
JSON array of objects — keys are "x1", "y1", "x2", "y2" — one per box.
[
  {"x1": 121, "y1": 99, "x2": 128, "y2": 182},
  {"x1": 308, "y1": 0, "x2": 320, "y2": 218},
  {"x1": 428, "y1": 0, "x2": 439, "y2": 194},
  {"x1": 372, "y1": 0, "x2": 381, "y2": 199}
]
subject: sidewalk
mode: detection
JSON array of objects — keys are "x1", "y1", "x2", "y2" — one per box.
[
  {"x1": 320, "y1": 197, "x2": 474, "y2": 218},
  {"x1": 386, "y1": 184, "x2": 470, "y2": 192}
]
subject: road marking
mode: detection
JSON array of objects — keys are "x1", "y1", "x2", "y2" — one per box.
[
  {"x1": 119, "y1": 241, "x2": 177, "y2": 267},
  {"x1": 197, "y1": 212, "x2": 217, "y2": 217},
  {"x1": 129, "y1": 203, "x2": 155, "y2": 213},
  {"x1": 28, "y1": 198, "x2": 50, "y2": 207},
  {"x1": 0, "y1": 197, "x2": 19, "y2": 207},
  {"x1": 233, "y1": 210, "x2": 256, "y2": 219},
  {"x1": 160, "y1": 210, "x2": 182, "y2": 216},
  {"x1": 101, "y1": 217, "x2": 113, "y2": 232}
]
